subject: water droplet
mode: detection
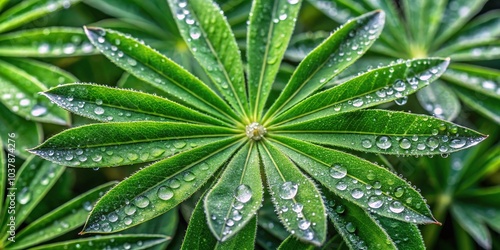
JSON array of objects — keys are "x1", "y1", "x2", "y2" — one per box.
[
  {"x1": 83, "y1": 201, "x2": 93, "y2": 211},
  {"x1": 157, "y1": 186, "x2": 174, "y2": 200},
  {"x1": 346, "y1": 222, "x2": 356, "y2": 233},
  {"x1": 376, "y1": 136, "x2": 392, "y2": 149},
  {"x1": 288, "y1": 0, "x2": 299, "y2": 4},
  {"x1": 127, "y1": 58, "x2": 137, "y2": 66},
  {"x1": 124, "y1": 204, "x2": 137, "y2": 215},
  {"x1": 336, "y1": 181, "x2": 347, "y2": 190},
  {"x1": 425, "y1": 136, "x2": 439, "y2": 149},
  {"x1": 362, "y1": 139, "x2": 372, "y2": 149},
  {"x1": 108, "y1": 212, "x2": 118, "y2": 222},
  {"x1": 351, "y1": 188, "x2": 364, "y2": 199},
  {"x1": 395, "y1": 96, "x2": 408, "y2": 105},
  {"x1": 134, "y1": 196, "x2": 150, "y2": 208},
  {"x1": 329, "y1": 164, "x2": 347, "y2": 179},
  {"x1": 189, "y1": 27, "x2": 201, "y2": 39},
  {"x1": 94, "y1": 107, "x2": 104, "y2": 115},
  {"x1": 234, "y1": 184, "x2": 252, "y2": 203},
  {"x1": 368, "y1": 196, "x2": 383, "y2": 208},
  {"x1": 292, "y1": 203, "x2": 303, "y2": 213},
  {"x1": 352, "y1": 98, "x2": 364, "y2": 107},
  {"x1": 394, "y1": 187, "x2": 404, "y2": 198},
  {"x1": 169, "y1": 178, "x2": 181, "y2": 189},
  {"x1": 393, "y1": 79, "x2": 406, "y2": 91},
  {"x1": 173, "y1": 141, "x2": 187, "y2": 149},
  {"x1": 298, "y1": 219, "x2": 311, "y2": 230},
  {"x1": 182, "y1": 171, "x2": 195, "y2": 182},
  {"x1": 399, "y1": 138, "x2": 411, "y2": 149},
  {"x1": 18, "y1": 187, "x2": 31, "y2": 204},
  {"x1": 31, "y1": 105, "x2": 48, "y2": 117},
  {"x1": 449, "y1": 138, "x2": 466, "y2": 149},
  {"x1": 389, "y1": 201, "x2": 404, "y2": 213},
  {"x1": 124, "y1": 217, "x2": 132, "y2": 225},
  {"x1": 279, "y1": 182, "x2": 298, "y2": 200}
]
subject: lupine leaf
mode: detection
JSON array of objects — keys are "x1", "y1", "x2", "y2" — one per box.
[
  {"x1": 437, "y1": 11, "x2": 500, "y2": 55},
  {"x1": 0, "y1": 60, "x2": 70, "y2": 125},
  {"x1": 374, "y1": 215, "x2": 425, "y2": 250},
  {"x1": 7, "y1": 182, "x2": 115, "y2": 250},
  {"x1": 0, "y1": 103, "x2": 42, "y2": 159},
  {"x1": 258, "y1": 140, "x2": 327, "y2": 246},
  {"x1": 278, "y1": 235, "x2": 315, "y2": 250},
  {"x1": 454, "y1": 84, "x2": 500, "y2": 124},
  {"x1": 271, "y1": 136, "x2": 437, "y2": 224},
  {"x1": 205, "y1": 142, "x2": 263, "y2": 241},
  {"x1": 451, "y1": 203, "x2": 491, "y2": 249},
  {"x1": 323, "y1": 190, "x2": 398, "y2": 250},
  {"x1": 275, "y1": 109, "x2": 487, "y2": 155},
  {"x1": 30, "y1": 234, "x2": 169, "y2": 250},
  {"x1": 401, "y1": 0, "x2": 446, "y2": 49},
  {"x1": 0, "y1": 156, "x2": 65, "y2": 232},
  {"x1": 182, "y1": 192, "x2": 258, "y2": 250},
  {"x1": 445, "y1": 41, "x2": 500, "y2": 61},
  {"x1": 247, "y1": 0, "x2": 302, "y2": 120},
  {"x1": 0, "y1": 0, "x2": 81, "y2": 33},
  {"x1": 442, "y1": 63, "x2": 500, "y2": 99},
  {"x1": 0, "y1": 27, "x2": 96, "y2": 57},
  {"x1": 168, "y1": 0, "x2": 249, "y2": 117},
  {"x1": 270, "y1": 58, "x2": 449, "y2": 126},
  {"x1": 30, "y1": 122, "x2": 235, "y2": 168},
  {"x1": 417, "y1": 80, "x2": 461, "y2": 121},
  {"x1": 258, "y1": 199, "x2": 290, "y2": 241},
  {"x1": 43, "y1": 83, "x2": 227, "y2": 126},
  {"x1": 433, "y1": 0, "x2": 489, "y2": 47},
  {"x1": 82, "y1": 137, "x2": 243, "y2": 233},
  {"x1": 2, "y1": 58, "x2": 78, "y2": 88},
  {"x1": 263, "y1": 10, "x2": 384, "y2": 121},
  {"x1": 84, "y1": 27, "x2": 239, "y2": 124}
]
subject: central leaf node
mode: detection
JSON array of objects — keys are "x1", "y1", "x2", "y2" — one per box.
[{"x1": 245, "y1": 122, "x2": 267, "y2": 141}]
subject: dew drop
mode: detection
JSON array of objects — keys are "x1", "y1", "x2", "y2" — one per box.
[
  {"x1": 124, "y1": 217, "x2": 132, "y2": 225},
  {"x1": 108, "y1": 212, "x2": 118, "y2": 222},
  {"x1": 336, "y1": 181, "x2": 347, "y2": 191},
  {"x1": 134, "y1": 196, "x2": 150, "y2": 208},
  {"x1": 182, "y1": 171, "x2": 196, "y2": 182},
  {"x1": 361, "y1": 139, "x2": 372, "y2": 149},
  {"x1": 389, "y1": 201, "x2": 404, "y2": 213},
  {"x1": 127, "y1": 58, "x2": 137, "y2": 66},
  {"x1": 124, "y1": 204, "x2": 137, "y2": 215},
  {"x1": 157, "y1": 186, "x2": 174, "y2": 200},
  {"x1": 18, "y1": 187, "x2": 31, "y2": 204},
  {"x1": 393, "y1": 79, "x2": 406, "y2": 92},
  {"x1": 94, "y1": 107, "x2": 104, "y2": 115},
  {"x1": 329, "y1": 164, "x2": 347, "y2": 179},
  {"x1": 234, "y1": 184, "x2": 252, "y2": 203},
  {"x1": 279, "y1": 182, "x2": 298, "y2": 200},
  {"x1": 31, "y1": 105, "x2": 48, "y2": 117},
  {"x1": 189, "y1": 27, "x2": 201, "y2": 39},
  {"x1": 292, "y1": 203, "x2": 303, "y2": 213},
  {"x1": 449, "y1": 138, "x2": 466, "y2": 149},
  {"x1": 346, "y1": 222, "x2": 356, "y2": 233},
  {"x1": 351, "y1": 188, "x2": 364, "y2": 199},
  {"x1": 376, "y1": 136, "x2": 392, "y2": 149},
  {"x1": 352, "y1": 98, "x2": 364, "y2": 107},
  {"x1": 394, "y1": 187, "x2": 404, "y2": 198},
  {"x1": 168, "y1": 178, "x2": 181, "y2": 189},
  {"x1": 399, "y1": 138, "x2": 411, "y2": 149},
  {"x1": 298, "y1": 219, "x2": 311, "y2": 230},
  {"x1": 173, "y1": 141, "x2": 187, "y2": 149},
  {"x1": 368, "y1": 196, "x2": 383, "y2": 209},
  {"x1": 83, "y1": 201, "x2": 93, "y2": 211}
]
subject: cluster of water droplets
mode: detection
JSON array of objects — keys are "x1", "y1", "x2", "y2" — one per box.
[
  {"x1": 326, "y1": 199, "x2": 369, "y2": 250},
  {"x1": 87, "y1": 161, "x2": 213, "y2": 233},
  {"x1": 1, "y1": 90, "x2": 50, "y2": 118},
  {"x1": 60, "y1": 237, "x2": 148, "y2": 250},
  {"x1": 34, "y1": 137, "x2": 213, "y2": 167},
  {"x1": 357, "y1": 120, "x2": 482, "y2": 156},
  {"x1": 445, "y1": 68, "x2": 500, "y2": 96},
  {"x1": 34, "y1": 29, "x2": 94, "y2": 56}
]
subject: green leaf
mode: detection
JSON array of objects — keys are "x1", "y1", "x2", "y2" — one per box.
[
  {"x1": 263, "y1": 10, "x2": 385, "y2": 121},
  {"x1": 7, "y1": 182, "x2": 115, "y2": 250},
  {"x1": 0, "y1": 156, "x2": 65, "y2": 234},
  {"x1": 278, "y1": 235, "x2": 315, "y2": 250},
  {"x1": 417, "y1": 80, "x2": 461, "y2": 121},
  {"x1": 433, "y1": 0, "x2": 489, "y2": 48},
  {"x1": 374, "y1": 215, "x2": 425, "y2": 250},
  {"x1": 258, "y1": 140, "x2": 327, "y2": 246},
  {"x1": 205, "y1": 142, "x2": 263, "y2": 241},
  {"x1": 0, "y1": 0, "x2": 81, "y2": 33},
  {"x1": 122, "y1": 208, "x2": 178, "y2": 250},
  {"x1": 0, "y1": 60, "x2": 70, "y2": 125},
  {"x1": 168, "y1": 0, "x2": 249, "y2": 117},
  {"x1": 451, "y1": 203, "x2": 491, "y2": 249},
  {"x1": 247, "y1": 0, "x2": 302, "y2": 120},
  {"x1": 2, "y1": 58, "x2": 78, "y2": 88},
  {"x1": 436, "y1": 11, "x2": 500, "y2": 55},
  {"x1": 270, "y1": 136, "x2": 437, "y2": 224},
  {"x1": 459, "y1": 187, "x2": 500, "y2": 209},
  {"x1": 258, "y1": 198, "x2": 290, "y2": 241},
  {"x1": 0, "y1": 103, "x2": 42, "y2": 159},
  {"x1": 275, "y1": 109, "x2": 487, "y2": 156},
  {"x1": 442, "y1": 63, "x2": 500, "y2": 99},
  {"x1": 30, "y1": 234, "x2": 169, "y2": 250},
  {"x1": 445, "y1": 41, "x2": 500, "y2": 61},
  {"x1": 0, "y1": 27, "x2": 96, "y2": 57},
  {"x1": 270, "y1": 58, "x2": 449, "y2": 126},
  {"x1": 323, "y1": 191, "x2": 398, "y2": 250},
  {"x1": 182, "y1": 192, "x2": 257, "y2": 250},
  {"x1": 83, "y1": 27, "x2": 239, "y2": 125},
  {"x1": 284, "y1": 31, "x2": 329, "y2": 62},
  {"x1": 82, "y1": 137, "x2": 243, "y2": 233},
  {"x1": 454, "y1": 84, "x2": 500, "y2": 124},
  {"x1": 43, "y1": 83, "x2": 228, "y2": 126},
  {"x1": 401, "y1": 0, "x2": 446, "y2": 49},
  {"x1": 30, "y1": 122, "x2": 235, "y2": 168}
]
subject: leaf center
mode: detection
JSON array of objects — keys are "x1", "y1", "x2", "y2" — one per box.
[{"x1": 245, "y1": 122, "x2": 267, "y2": 141}]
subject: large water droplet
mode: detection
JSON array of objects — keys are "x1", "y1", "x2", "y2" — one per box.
[
  {"x1": 329, "y1": 164, "x2": 347, "y2": 179},
  {"x1": 368, "y1": 196, "x2": 383, "y2": 208},
  {"x1": 94, "y1": 107, "x2": 104, "y2": 115},
  {"x1": 449, "y1": 138, "x2": 466, "y2": 149},
  {"x1": 389, "y1": 201, "x2": 404, "y2": 213},
  {"x1": 298, "y1": 219, "x2": 311, "y2": 230},
  {"x1": 336, "y1": 181, "x2": 347, "y2": 191},
  {"x1": 393, "y1": 79, "x2": 406, "y2": 92},
  {"x1": 376, "y1": 136, "x2": 392, "y2": 150},
  {"x1": 234, "y1": 184, "x2": 252, "y2": 203},
  {"x1": 352, "y1": 98, "x2": 364, "y2": 107},
  {"x1": 189, "y1": 27, "x2": 201, "y2": 39},
  {"x1": 399, "y1": 138, "x2": 411, "y2": 149},
  {"x1": 18, "y1": 187, "x2": 31, "y2": 204},
  {"x1": 425, "y1": 136, "x2": 439, "y2": 149},
  {"x1": 157, "y1": 186, "x2": 174, "y2": 201},
  {"x1": 182, "y1": 171, "x2": 196, "y2": 182},
  {"x1": 351, "y1": 188, "x2": 364, "y2": 199},
  {"x1": 124, "y1": 204, "x2": 137, "y2": 215},
  {"x1": 346, "y1": 222, "x2": 356, "y2": 233},
  {"x1": 279, "y1": 182, "x2": 298, "y2": 200},
  {"x1": 108, "y1": 212, "x2": 118, "y2": 222},
  {"x1": 134, "y1": 196, "x2": 150, "y2": 208}
]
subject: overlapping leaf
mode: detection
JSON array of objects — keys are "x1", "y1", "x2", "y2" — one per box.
[{"x1": 30, "y1": 122, "x2": 235, "y2": 168}]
